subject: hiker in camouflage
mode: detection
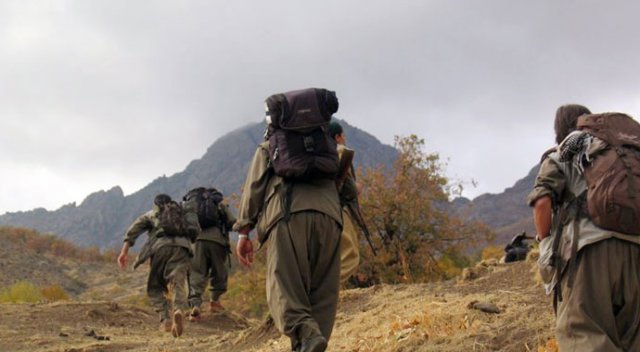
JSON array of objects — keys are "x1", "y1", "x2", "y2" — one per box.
[
  {"x1": 528, "y1": 104, "x2": 640, "y2": 351},
  {"x1": 117, "y1": 194, "x2": 195, "y2": 337},
  {"x1": 329, "y1": 121, "x2": 361, "y2": 283},
  {"x1": 185, "y1": 188, "x2": 237, "y2": 321},
  {"x1": 234, "y1": 88, "x2": 343, "y2": 352}
]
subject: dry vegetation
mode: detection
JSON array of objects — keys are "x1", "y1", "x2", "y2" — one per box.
[
  {"x1": 0, "y1": 135, "x2": 557, "y2": 351},
  {"x1": 0, "y1": 255, "x2": 558, "y2": 352}
]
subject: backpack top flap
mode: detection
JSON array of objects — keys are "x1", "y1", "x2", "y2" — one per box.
[
  {"x1": 158, "y1": 201, "x2": 186, "y2": 237},
  {"x1": 265, "y1": 88, "x2": 338, "y2": 130},
  {"x1": 577, "y1": 113, "x2": 640, "y2": 150},
  {"x1": 183, "y1": 187, "x2": 224, "y2": 229}
]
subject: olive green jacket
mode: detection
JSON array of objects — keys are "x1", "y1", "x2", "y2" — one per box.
[
  {"x1": 197, "y1": 204, "x2": 237, "y2": 246},
  {"x1": 337, "y1": 144, "x2": 359, "y2": 208},
  {"x1": 124, "y1": 205, "x2": 194, "y2": 256},
  {"x1": 233, "y1": 142, "x2": 343, "y2": 243}
]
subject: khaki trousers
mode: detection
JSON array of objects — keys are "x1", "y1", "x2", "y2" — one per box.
[
  {"x1": 147, "y1": 245, "x2": 191, "y2": 321},
  {"x1": 266, "y1": 211, "x2": 341, "y2": 350},
  {"x1": 339, "y1": 209, "x2": 360, "y2": 283},
  {"x1": 188, "y1": 240, "x2": 229, "y2": 308},
  {"x1": 556, "y1": 238, "x2": 640, "y2": 352}
]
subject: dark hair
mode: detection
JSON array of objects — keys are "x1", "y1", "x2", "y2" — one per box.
[
  {"x1": 154, "y1": 194, "x2": 172, "y2": 207},
  {"x1": 554, "y1": 104, "x2": 591, "y2": 144},
  {"x1": 329, "y1": 121, "x2": 343, "y2": 138}
]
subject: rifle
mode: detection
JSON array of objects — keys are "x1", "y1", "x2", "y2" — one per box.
[
  {"x1": 336, "y1": 145, "x2": 379, "y2": 255},
  {"x1": 346, "y1": 203, "x2": 378, "y2": 256},
  {"x1": 335, "y1": 147, "x2": 355, "y2": 190}
]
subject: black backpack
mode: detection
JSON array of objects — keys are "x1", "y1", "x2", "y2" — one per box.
[
  {"x1": 158, "y1": 200, "x2": 188, "y2": 237},
  {"x1": 264, "y1": 88, "x2": 340, "y2": 180},
  {"x1": 183, "y1": 187, "x2": 225, "y2": 229}
]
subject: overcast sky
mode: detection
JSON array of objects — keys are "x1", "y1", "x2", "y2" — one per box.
[{"x1": 2, "y1": 0, "x2": 640, "y2": 214}]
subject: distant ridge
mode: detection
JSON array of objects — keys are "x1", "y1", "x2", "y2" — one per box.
[
  {"x1": 0, "y1": 120, "x2": 397, "y2": 249},
  {"x1": 452, "y1": 166, "x2": 539, "y2": 244}
]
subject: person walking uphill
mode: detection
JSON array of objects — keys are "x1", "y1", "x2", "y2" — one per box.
[
  {"x1": 329, "y1": 121, "x2": 361, "y2": 283},
  {"x1": 117, "y1": 194, "x2": 197, "y2": 337},
  {"x1": 234, "y1": 88, "x2": 343, "y2": 352},
  {"x1": 528, "y1": 104, "x2": 640, "y2": 351},
  {"x1": 183, "y1": 187, "x2": 236, "y2": 321}
]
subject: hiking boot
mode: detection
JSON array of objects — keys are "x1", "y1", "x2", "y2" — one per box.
[
  {"x1": 299, "y1": 335, "x2": 327, "y2": 352},
  {"x1": 159, "y1": 319, "x2": 172, "y2": 333},
  {"x1": 171, "y1": 310, "x2": 184, "y2": 338},
  {"x1": 189, "y1": 307, "x2": 201, "y2": 322},
  {"x1": 209, "y1": 301, "x2": 224, "y2": 313}
]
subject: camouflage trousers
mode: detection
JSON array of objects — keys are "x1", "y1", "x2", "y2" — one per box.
[
  {"x1": 188, "y1": 240, "x2": 229, "y2": 308},
  {"x1": 556, "y1": 238, "x2": 640, "y2": 351},
  {"x1": 147, "y1": 245, "x2": 191, "y2": 322},
  {"x1": 266, "y1": 211, "x2": 342, "y2": 351}
]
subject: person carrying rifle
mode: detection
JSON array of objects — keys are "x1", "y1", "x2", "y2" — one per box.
[{"x1": 329, "y1": 121, "x2": 368, "y2": 283}]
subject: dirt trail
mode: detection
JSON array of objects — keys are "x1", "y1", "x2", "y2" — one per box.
[{"x1": 0, "y1": 260, "x2": 557, "y2": 352}]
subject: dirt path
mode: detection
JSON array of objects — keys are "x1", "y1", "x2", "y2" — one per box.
[{"x1": 0, "y1": 260, "x2": 557, "y2": 352}]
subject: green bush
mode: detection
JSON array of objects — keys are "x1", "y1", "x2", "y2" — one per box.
[{"x1": 0, "y1": 281, "x2": 43, "y2": 303}]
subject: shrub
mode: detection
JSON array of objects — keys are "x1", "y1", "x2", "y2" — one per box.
[
  {"x1": 41, "y1": 284, "x2": 69, "y2": 302},
  {"x1": 481, "y1": 245, "x2": 505, "y2": 261},
  {"x1": 0, "y1": 281, "x2": 43, "y2": 303}
]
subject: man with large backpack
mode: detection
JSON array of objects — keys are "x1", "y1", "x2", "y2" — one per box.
[
  {"x1": 528, "y1": 104, "x2": 640, "y2": 351},
  {"x1": 117, "y1": 194, "x2": 197, "y2": 337},
  {"x1": 183, "y1": 187, "x2": 236, "y2": 321},
  {"x1": 234, "y1": 88, "x2": 343, "y2": 352}
]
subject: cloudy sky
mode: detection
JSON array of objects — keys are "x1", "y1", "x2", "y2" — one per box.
[{"x1": 1, "y1": 0, "x2": 640, "y2": 214}]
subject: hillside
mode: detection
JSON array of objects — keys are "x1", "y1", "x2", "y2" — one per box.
[
  {"x1": 0, "y1": 120, "x2": 397, "y2": 250},
  {"x1": 453, "y1": 166, "x2": 539, "y2": 245},
  {"x1": 0, "y1": 256, "x2": 557, "y2": 352}
]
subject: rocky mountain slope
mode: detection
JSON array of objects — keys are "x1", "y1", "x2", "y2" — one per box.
[
  {"x1": 0, "y1": 120, "x2": 397, "y2": 249},
  {"x1": 452, "y1": 166, "x2": 539, "y2": 245}
]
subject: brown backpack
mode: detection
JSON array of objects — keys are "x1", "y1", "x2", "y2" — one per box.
[{"x1": 577, "y1": 113, "x2": 640, "y2": 235}]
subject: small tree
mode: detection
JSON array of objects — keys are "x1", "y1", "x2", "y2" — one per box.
[{"x1": 357, "y1": 135, "x2": 492, "y2": 284}]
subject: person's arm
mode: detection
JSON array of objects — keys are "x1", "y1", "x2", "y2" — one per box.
[
  {"x1": 234, "y1": 145, "x2": 271, "y2": 267},
  {"x1": 533, "y1": 196, "x2": 553, "y2": 241},
  {"x1": 117, "y1": 241, "x2": 131, "y2": 269},
  {"x1": 527, "y1": 156, "x2": 565, "y2": 241},
  {"x1": 117, "y1": 212, "x2": 152, "y2": 269},
  {"x1": 236, "y1": 226, "x2": 254, "y2": 267}
]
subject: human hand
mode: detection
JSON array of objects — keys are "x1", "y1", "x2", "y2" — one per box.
[
  {"x1": 236, "y1": 237, "x2": 254, "y2": 268},
  {"x1": 117, "y1": 251, "x2": 128, "y2": 269}
]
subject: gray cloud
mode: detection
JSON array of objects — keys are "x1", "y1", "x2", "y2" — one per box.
[{"x1": 2, "y1": 0, "x2": 640, "y2": 213}]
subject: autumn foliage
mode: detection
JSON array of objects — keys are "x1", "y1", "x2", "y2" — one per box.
[
  {"x1": 0, "y1": 226, "x2": 114, "y2": 263},
  {"x1": 355, "y1": 135, "x2": 493, "y2": 284}
]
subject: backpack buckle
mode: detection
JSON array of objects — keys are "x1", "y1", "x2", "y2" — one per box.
[{"x1": 303, "y1": 135, "x2": 316, "y2": 152}]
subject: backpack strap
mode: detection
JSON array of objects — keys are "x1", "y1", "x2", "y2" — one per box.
[{"x1": 283, "y1": 182, "x2": 294, "y2": 222}]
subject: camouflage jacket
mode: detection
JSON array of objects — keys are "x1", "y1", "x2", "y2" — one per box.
[{"x1": 124, "y1": 206, "x2": 194, "y2": 268}]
